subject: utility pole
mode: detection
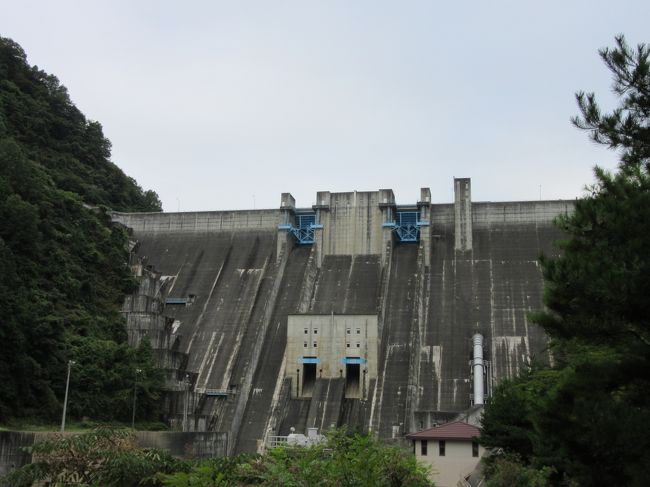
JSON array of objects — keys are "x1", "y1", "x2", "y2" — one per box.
[
  {"x1": 60, "y1": 360, "x2": 75, "y2": 432},
  {"x1": 132, "y1": 368, "x2": 142, "y2": 429}
]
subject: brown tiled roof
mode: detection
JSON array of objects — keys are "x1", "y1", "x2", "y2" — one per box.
[{"x1": 405, "y1": 421, "x2": 480, "y2": 440}]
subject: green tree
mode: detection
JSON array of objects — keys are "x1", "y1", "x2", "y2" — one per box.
[
  {"x1": 2, "y1": 429, "x2": 431, "y2": 487},
  {"x1": 572, "y1": 35, "x2": 649, "y2": 170},
  {"x1": 0, "y1": 36, "x2": 162, "y2": 212},
  {"x1": 481, "y1": 36, "x2": 650, "y2": 487},
  {"x1": 159, "y1": 430, "x2": 433, "y2": 486},
  {"x1": 0, "y1": 36, "x2": 164, "y2": 423},
  {"x1": 0, "y1": 428, "x2": 186, "y2": 487}
]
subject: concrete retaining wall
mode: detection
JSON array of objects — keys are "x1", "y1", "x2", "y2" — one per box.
[{"x1": 0, "y1": 431, "x2": 33, "y2": 477}]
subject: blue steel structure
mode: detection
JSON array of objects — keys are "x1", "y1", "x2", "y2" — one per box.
[
  {"x1": 395, "y1": 211, "x2": 419, "y2": 242},
  {"x1": 279, "y1": 210, "x2": 322, "y2": 245},
  {"x1": 341, "y1": 357, "x2": 367, "y2": 365},
  {"x1": 383, "y1": 210, "x2": 424, "y2": 242},
  {"x1": 300, "y1": 357, "x2": 321, "y2": 364}
]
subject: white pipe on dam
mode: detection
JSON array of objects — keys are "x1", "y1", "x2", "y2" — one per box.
[{"x1": 472, "y1": 333, "x2": 484, "y2": 405}]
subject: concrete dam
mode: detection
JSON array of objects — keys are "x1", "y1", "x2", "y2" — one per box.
[{"x1": 114, "y1": 178, "x2": 572, "y2": 454}]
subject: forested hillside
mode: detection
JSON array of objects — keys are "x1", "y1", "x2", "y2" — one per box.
[{"x1": 0, "y1": 36, "x2": 163, "y2": 423}]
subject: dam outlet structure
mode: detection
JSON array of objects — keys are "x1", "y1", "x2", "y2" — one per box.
[{"x1": 114, "y1": 179, "x2": 572, "y2": 454}]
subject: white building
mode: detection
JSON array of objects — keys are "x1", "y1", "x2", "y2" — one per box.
[{"x1": 406, "y1": 421, "x2": 485, "y2": 487}]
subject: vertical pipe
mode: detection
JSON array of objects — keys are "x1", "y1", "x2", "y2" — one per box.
[{"x1": 472, "y1": 334, "x2": 484, "y2": 405}]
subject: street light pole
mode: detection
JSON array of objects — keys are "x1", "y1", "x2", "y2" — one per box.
[
  {"x1": 132, "y1": 368, "x2": 142, "y2": 429},
  {"x1": 60, "y1": 360, "x2": 75, "y2": 433}
]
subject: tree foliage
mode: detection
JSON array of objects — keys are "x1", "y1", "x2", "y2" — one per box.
[
  {"x1": 573, "y1": 35, "x2": 650, "y2": 170},
  {"x1": 158, "y1": 429, "x2": 432, "y2": 487},
  {"x1": 481, "y1": 36, "x2": 650, "y2": 487},
  {"x1": 2, "y1": 429, "x2": 432, "y2": 487},
  {"x1": 483, "y1": 454, "x2": 556, "y2": 487},
  {"x1": 0, "y1": 36, "x2": 163, "y2": 422},
  {"x1": 0, "y1": 428, "x2": 185, "y2": 487},
  {"x1": 0, "y1": 36, "x2": 162, "y2": 212}
]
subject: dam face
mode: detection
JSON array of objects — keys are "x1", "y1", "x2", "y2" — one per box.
[{"x1": 115, "y1": 179, "x2": 572, "y2": 454}]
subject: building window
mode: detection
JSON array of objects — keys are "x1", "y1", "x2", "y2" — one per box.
[
  {"x1": 314, "y1": 329, "x2": 318, "y2": 335},
  {"x1": 346, "y1": 343, "x2": 350, "y2": 348},
  {"x1": 420, "y1": 440, "x2": 428, "y2": 456},
  {"x1": 304, "y1": 328, "x2": 308, "y2": 334},
  {"x1": 472, "y1": 441, "x2": 479, "y2": 457},
  {"x1": 356, "y1": 328, "x2": 361, "y2": 334},
  {"x1": 313, "y1": 342, "x2": 317, "y2": 348},
  {"x1": 356, "y1": 342, "x2": 360, "y2": 348},
  {"x1": 303, "y1": 342, "x2": 307, "y2": 348},
  {"x1": 439, "y1": 440, "x2": 446, "y2": 456}
]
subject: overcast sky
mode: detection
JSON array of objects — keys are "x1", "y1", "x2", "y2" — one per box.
[{"x1": 2, "y1": 1, "x2": 649, "y2": 211}]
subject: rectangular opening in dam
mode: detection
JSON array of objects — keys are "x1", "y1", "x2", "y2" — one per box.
[
  {"x1": 302, "y1": 363, "x2": 316, "y2": 397},
  {"x1": 345, "y1": 363, "x2": 360, "y2": 398}
]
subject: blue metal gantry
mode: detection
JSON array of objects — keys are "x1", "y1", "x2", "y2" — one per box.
[
  {"x1": 395, "y1": 211, "x2": 419, "y2": 242},
  {"x1": 383, "y1": 209, "x2": 425, "y2": 243},
  {"x1": 279, "y1": 210, "x2": 322, "y2": 245}
]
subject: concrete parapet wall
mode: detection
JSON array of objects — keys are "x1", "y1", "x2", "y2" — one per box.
[
  {"x1": 112, "y1": 209, "x2": 280, "y2": 233},
  {"x1": 429, "y1": 204, "x2": 455, "y2": 227},
  {"x1": 472, "y1": 200, "x2": 574, "y2": 226},
  {"x1": 430, "y1": 200, "x2": 574, "y2": 228}
]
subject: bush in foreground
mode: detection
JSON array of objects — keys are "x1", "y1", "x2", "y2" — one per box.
[{"x1": 2, "y1": 428, "x2": 433, "y2": 486}]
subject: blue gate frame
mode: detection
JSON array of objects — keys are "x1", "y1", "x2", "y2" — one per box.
[
  {"x1": 279, "y1": 210, "x2": 322, "y2": 245},
  {"x1": 383, "y1": 210, "x2": 425, "y2": 242}
]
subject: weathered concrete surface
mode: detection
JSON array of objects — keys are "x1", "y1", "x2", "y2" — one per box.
[
  {"x1": 370, "y1": 244, "x2": 419, "y2": 439},
  {"x1": 115, "y1": 183, "x2": 572, "y2": 454},
  {"x1": 0, "y1": 431, "x2": 32, "y2": 477},
  {"x1": 317, "y1": 192, "x2": 385, "y2": 257},
  {"x1": 234, "y1": 246, "x2": 313, "y2": 454},
  {"x1": 305, "y1": 378, "x2": 346, "y2": 432},
  {"x1": 127, "y1": 230, "x2": 282, "y2": 441}
]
